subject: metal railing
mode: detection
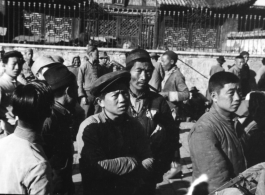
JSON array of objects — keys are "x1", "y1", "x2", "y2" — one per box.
[
  {"x1": 1, "y1": 1, "x2": 265, "y2": 54},
  {"x1": 1, "y1": 0, "x2": 157, "y2": 49},
  {"x1": 159, "y1": 8, "x2": 265, "y2": 54}
]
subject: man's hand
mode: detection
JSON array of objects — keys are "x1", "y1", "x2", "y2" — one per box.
[{"x1": 81, "y1": 97, "x2": 88, "y2": 105}]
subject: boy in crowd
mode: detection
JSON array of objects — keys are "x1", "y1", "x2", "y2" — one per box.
[
  {"x1": 77, "y1": 71, "x2": 153, "y2": 195},
  {"x1": 0, "y1": 50, "x2": 24, "y2": 137}
]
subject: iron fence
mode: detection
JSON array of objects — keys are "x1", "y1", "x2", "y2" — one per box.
[
  {"x1": 1, "y1": 1, "x2": 265, "y2": 54},
  {"x1": 159, "y1": 8, "x2": 265, "y2": 54},
  {"x1": 0, "y1": 0, "x2": 157, "y2": 49}
]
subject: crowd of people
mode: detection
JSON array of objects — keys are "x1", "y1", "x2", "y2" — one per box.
[{"x1": 0, "y1": 44, "x2": 265, "y2": 195}]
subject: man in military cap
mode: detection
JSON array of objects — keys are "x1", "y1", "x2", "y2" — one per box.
[
  {"x1": 77, "y1": 70, "x2": 153, "y2": 195},
  {"x1": 0, "y1": 50, "x2": 24, "y2": 138},
  {"x1": 126, "y1": 48, "x2": 179, "y2": 194},
  {"x1": 42, "y1": 64, "x2": 77, "y2": 195},
  {"x1": 77, "y1": 44, "x2": 100, "y2": 119},
  {"x1": 31, "y1": 55, "x2": 60, "y2": 80}
]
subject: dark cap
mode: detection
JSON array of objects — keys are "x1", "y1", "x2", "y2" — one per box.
[
  {"x1": 240, "y1": 51, "x2": 249, "y2": 56},
  {"x1": 3, "y1": 50, "x2": 24, "y2": 63},
  {"x1": 87, "y1": 44, "x2": 97, "y2": 54},
  {"x1": 163, "y1": 51, "x2": 178, "y2": 62},
  {"x1": 126, "y1": 49, "x2": 151, "y2": 65},
  {"x1": 217, "y1": 56, "x2": 226, "y2": 63},
  {"x1": 189, "y1": 86, "x2": 199, "y2": 92},
  {"x1": 90, "y1": 70, "x2": 131, "y2": 97},
  {"x1": 44, "y1": 64, "x2": 76, "y2": 91}
]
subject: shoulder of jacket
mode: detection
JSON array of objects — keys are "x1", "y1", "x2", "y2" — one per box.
[{"x1": 26, "y1": 143, "x2": 48, "y2": 164}]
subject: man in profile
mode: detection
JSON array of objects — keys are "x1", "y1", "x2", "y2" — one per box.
[
  {"x1": 189, "y1": 72, "x2": 247, "y2": 193},
  {"x1": 77, "y1": 71, "x2": 153, "y2": 195},
  {"x1": 0, "y1": 81, "x2": 54, "y2": 194},
  {"x1": 209, "y1": 56, "x2": 225, "y2": 77}
]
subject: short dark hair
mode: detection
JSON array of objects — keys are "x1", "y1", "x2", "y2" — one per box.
[
  {"x1": 235, "y1": 55, "x2": 244, "y2": 60},
  {"x1": 208, "y1": 72, "x2": 239, "y2": 94},
  {"x1": 126, "y1": 58, "x2": 154, "y2": 71},
  {"x1": 2, "y1": 50, "x2": 24, "y2": 64},
  {"x1": 72, "y1": 56, "x2": 80, "y2": 64},
  {"x1": 240, "y1": 51, "x2": 249, "y2": 56},
  {"x1": 12, "y1": 80, "x2": 54, "y2": 127}
]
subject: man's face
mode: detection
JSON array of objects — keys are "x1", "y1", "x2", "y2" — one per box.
[
  {"x1": 235, "y1": 58, "x2": 244, "y2": 70},
  {"x1": 212, "y1": 83, "x2": 241, "y2": 115},
  {"x1": 5, "y1": 57, "x2": 23, "y2": 78},
  {"x1": 99, "y1": 83, "x2": 129, "y2": 117},
  {"x1": 161, "y1": 55, "x2": 174, "y2": 71},
  {"x1": 99, "y1": 58, "x2": 107, "y2": 66},
  {"x1": 243, "y1": 54, "x2": 249, "y2": 63},
  {"x1": 90, "y1": 50, "x2": 99, "y2": 62},
  {"x1": 24, "y1": 51, "x2": 33, "y2": 61},
  {"x1": 130, "y1": 61, "x2": 153, "y2": 92}
]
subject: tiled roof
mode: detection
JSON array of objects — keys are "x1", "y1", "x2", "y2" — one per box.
[{"x1": 157, "y1": 0, "x2": 254, "y2": 8}]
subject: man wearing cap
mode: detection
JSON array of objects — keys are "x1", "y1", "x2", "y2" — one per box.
[
  {"x1": 209, "y1": 56, "x2": 225, "y2": 77},
  {"x1": 77, "y1": 71, "x2": 154, "y2": 195},
  {"x1": 126, "y1": 49, "x2": 178, "y2": 194},
  {"x1": 0, "y1": 50, "x2": 24, "y2": 138},
  {"x1": 77, "y1": 44, "x2": 100, "y2": 119},
  {"x1": 31, "y1": 55, "x2": 60, "y2": 81},
  {"x1": 185, "y1": 86, "x2": 209, "y2": 121},
  {"x1": 17, "y1": 48, "x2": 35, "y2": 85},
  {"x1": 149, "y1": 52, "x2": 164, "y2": 91},
  {"x1": 42, "y1": 64, "x2": 77, "y2": 194}
]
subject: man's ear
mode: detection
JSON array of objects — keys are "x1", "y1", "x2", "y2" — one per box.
[
  {"x1": 96, "y1": 97, "x2": 105, "y2": 108},
  {"x1": 211, "y1": 91, "x2": 218, "y2": 104},
  {"x1": 170, "y1": 59, "x2": 175, "y2": 65}
]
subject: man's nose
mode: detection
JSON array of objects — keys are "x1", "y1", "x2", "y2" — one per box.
[
  {"x1": 234, "y1": 90, "x2": 240, "y2": 101},
  {"x1": 139, "y1": 71, "x2": 146, "y2": 80}
]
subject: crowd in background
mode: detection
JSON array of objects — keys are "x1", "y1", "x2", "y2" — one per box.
[{"x1": 0, "y1": 43, "x2": 265, "y2": 195}]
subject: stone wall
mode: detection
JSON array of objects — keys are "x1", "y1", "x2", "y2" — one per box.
[{"x1": 2, "y1": 44, "x2": 264, "y2": 96}]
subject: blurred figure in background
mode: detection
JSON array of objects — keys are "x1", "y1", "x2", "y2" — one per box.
[
  {"x1": 98, "y1": 51, "x2": 111, "y2": 75},
  {"x1": 17, "y1": 48, "x2": 35, "y2": 85},
  {"x1": 149, "y1": 52, "x2": 164, "y2": 92},
  {"x1": 255, "y1": 58, "x2": 265, "y2": 91},
  {"x1": 0, "y1": 81, "x2": 54, "y2": 194},
  {"x1": 209, "y1": 56, "x2": 225, "y2": 77},
  {"x1": 68, "y1": 56, "x2": 81, "y2": 78},
  {"x1": 78, "y1": 44, "x2": 100, "y2": 119},
  {"x1": 0, "y1": 51, "x2": 24, "y2": 138}
]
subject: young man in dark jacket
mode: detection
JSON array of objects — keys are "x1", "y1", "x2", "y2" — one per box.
[
  {"x1": 78, "y1": 71, "x2": 153, "y2": 195},
  {"x1": 189, "y1": 72, "x2": 248, "y2": 193},
  {"x1": 126, "y1": 49, "x2": 179, "y2": 194},
  {"x1": 42, "y1": 65, "x2": 78, "y2": 195}
]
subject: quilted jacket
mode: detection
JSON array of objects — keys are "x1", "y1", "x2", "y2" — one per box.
[{"x1": 188, "y1": 106, "x2": 248, "y2": 192}]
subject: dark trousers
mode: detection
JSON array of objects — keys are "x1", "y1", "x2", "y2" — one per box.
[{"x1": 80, "y1": 91, "x2": 100, "y2": 120}]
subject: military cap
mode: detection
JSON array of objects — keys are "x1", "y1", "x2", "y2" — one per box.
[
  {"x1": 163, "y1": 51, "x2": 178, "y2": 62},
  {"x1": 126, "y1": 49, "x2": 151, "y2": 65},
  {"x1": 44, "y1": 64, "x2": 75, "y2": 91},
  {"x1": 3, "y1": 50, "x2": 24, "y2": 63},
  {"x1": 87, "y1": 44, "x2": 97, "y2": 54},
  {"x1": 99, "y1": 51, "x2": 109, "y2": 59},
  {"x1": 31, "y1": 56, "x2": 60, "y2": 76},
  {"x1": 240, "y1": 51, "x2": 249, "y2": 56},
  {"x1": 90, "y1": 70, "x2": 130, "y2": 97}
]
